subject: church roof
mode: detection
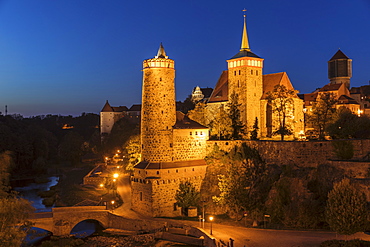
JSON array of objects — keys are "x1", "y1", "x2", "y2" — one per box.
[
  {"x1": 208, "y1": 71, "x2": 229, "y2": 103},
  {"x1": 134, "y1": 159, "x2": 207, "y2": 170},
  {"x1": 231, "y1": 50, "x2": 261, "y2": 59},
  {"x1": 262, "y1": 72, "x2": 297, "y2": 99},
  {"x1": 230, "y1": 10, "x2": 260, "y2": 59},
  {"x1": 329, "y1": 50, "x2": 349, "y2": 61},
  {"x1": 174, "y1": 111, "x2": 208, "y2": 129}
]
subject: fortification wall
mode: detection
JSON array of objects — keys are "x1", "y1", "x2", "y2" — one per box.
[
  {"x1": 207, "y1": 139, "x2": 370, "y2": 167},
  {"x1": 132, "y1": 165, "x2": 207, "y2": 217},
  {"x1": 173, "y1": 129, "x2": 208, "y2": 161}
]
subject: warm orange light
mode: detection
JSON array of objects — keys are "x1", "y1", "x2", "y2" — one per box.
[
  {"x1": 113, "y1": 173, "x2": 119, "y2": 178},
  {"x1": 99, "y1": 183, "x2": 104, "y2": 188},
  {"x1": 209, "y1": 216, "x2": 214, "y2": 221},
  {"x1": 111, "y1": 200, "x2": 115, "y2": 205}
]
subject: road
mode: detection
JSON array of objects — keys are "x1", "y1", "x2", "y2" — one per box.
[{"x1": 113, "y1": 174, "x2": 370, "y2": 247}]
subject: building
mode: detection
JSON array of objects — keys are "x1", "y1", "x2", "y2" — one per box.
[
  {"x1": 191, "y1": 86, "x2": 213, "y2": 103},
  {"x1": 100, "y1": 100, "x2": 128, "y2": 137},
  {"x1": 100, "y1": 101, "x2": 141, "y2": 139},
  {"x1": 300, "y1": 50, "x2": 361, "y2": 116},
  {"x1": 206, "y1": 13, "x2": 304, "y2": 138},
  {"x1": 131, "y1": 44, "x2": 208, "y2": 217}
]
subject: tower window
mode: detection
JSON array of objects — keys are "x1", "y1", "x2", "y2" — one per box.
[
  {"x1": 159, "y1": 78, "x2": 162, "y2": 81},
  {"x1": 239, "y1": 70, "x2": 241, "y2": 75},
  {"x1": 256, "y1": 70, "x2": 259, "y2": 76},
  {"x1": 251, "y1": 70, "x2": 253, "y2": 75},
  {"x1": 190, "y1": 132, "x2": 192, "y2": 135},
  {"x1": 140, "y1": 192, "x2": 143, "y2": 201},
  {"x1": 195, "y1": 131, "x2": 198, "y2": 135},
  {"x1": 234, "y1": 71, "x2": 236, "y2": 76}
]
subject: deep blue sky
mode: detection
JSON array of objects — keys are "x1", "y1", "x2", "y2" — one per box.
[{"x1": 0, "y1": 0, "x2": 369, "y2": 117}]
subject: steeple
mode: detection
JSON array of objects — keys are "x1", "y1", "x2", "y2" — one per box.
[
  {"x1": 155, "y1": 43, "x2": 168, "y2": 59},
  {"x1": 240, "y1": 9, "x2": 250, "y2": 51},
  {"x1": 230, "y1": 10, "x2": 260, "y2": 59}
]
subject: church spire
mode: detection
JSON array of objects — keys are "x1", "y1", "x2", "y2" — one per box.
[
  {"x1": 240, "y1": 9, "x2": 250, "y2": 51},
  {"x1": 155, "y1": 43, "x2": 168, "y2": 59}
]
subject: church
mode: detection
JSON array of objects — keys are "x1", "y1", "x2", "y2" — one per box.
[
  {"x1": 128, "y1": 13, "x2": 305, "y2": 217},
  {"x1": 205, "y1": 12, "x2": 304, "y2": 138}
]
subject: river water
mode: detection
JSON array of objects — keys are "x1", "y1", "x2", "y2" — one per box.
[{"x1": 13, "y1": 176, "x2": 59, "y2": 212}]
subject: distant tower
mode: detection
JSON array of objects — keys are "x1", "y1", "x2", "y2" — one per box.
[
  {"x1": 141, "y1": 43, "x2": 176, "y2": 162},
  {"x1": 328, "y1": 49, "x2": 352, "y2": 88},
  {"x1": 226, "y1": 10, "x2": 264, "y2": 132}
]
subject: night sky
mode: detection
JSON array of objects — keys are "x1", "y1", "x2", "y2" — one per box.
[{"x1": 0, "y1": 0, "x2": 369, "y2": 117}]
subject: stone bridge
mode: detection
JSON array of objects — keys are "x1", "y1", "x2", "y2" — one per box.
[{"x1": 30, "y1": 206, "x2": 166, "y2": 236}]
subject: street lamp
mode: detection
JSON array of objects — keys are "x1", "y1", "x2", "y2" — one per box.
[
  {"x1": 113, "y1": 173, "x2": 119, "y2": 179},
  {"x1": 209, "y1": 216, "x2": 214, "y2": 235},
  {"x1": 111, "y1": 200, "x2": 115, "y2": 213}
]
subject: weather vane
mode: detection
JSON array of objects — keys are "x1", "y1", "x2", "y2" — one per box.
[{"x1": 243, "y1": 8, "x2": 247, "y2": 18}]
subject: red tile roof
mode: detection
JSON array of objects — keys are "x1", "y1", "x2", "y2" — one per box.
[{"x1": 208, "y1": 71, "x2": 229, "y2": 103}]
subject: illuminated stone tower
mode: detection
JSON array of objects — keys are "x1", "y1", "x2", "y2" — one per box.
[
  {"x1": 328, "y1": 49, "x2": 352, "y2": 88},
  {"x1": 141, "y1": 43, "x2": 176, "y2": 162},
  {"x1": 226, "y1": 10, "x2": 264, "y2": 132}
]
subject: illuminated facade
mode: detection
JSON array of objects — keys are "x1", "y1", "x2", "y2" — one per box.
[
  {"x1": 131, "y1": 44, "x2": 208, "y2": 217},
  {"x1": 207, "y1": 13, "x2": 304, "y2": 138}
]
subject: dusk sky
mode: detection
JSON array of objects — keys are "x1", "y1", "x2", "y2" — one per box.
[{"x1": 0, "y1": 0, "x2": 369, "y2": 117}]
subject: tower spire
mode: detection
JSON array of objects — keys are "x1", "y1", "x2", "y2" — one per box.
[
  {"x1": 155, "y1": 42, "x2": 168, "y2": 59},
  {"x1": 240, "y1": 9, "x2": 250, "y2": 51}
]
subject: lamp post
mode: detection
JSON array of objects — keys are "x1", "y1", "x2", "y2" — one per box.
[
  {"x1": 111, "y1": 200, "x2": 115, "y2": 213},
  {"x1": 209, "y1": 216, "x2": 214, "y2": 235}
]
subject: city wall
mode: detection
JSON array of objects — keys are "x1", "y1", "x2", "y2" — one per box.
[{"x1": 207, "y1": 139, "x2": 370, "y2": 167}]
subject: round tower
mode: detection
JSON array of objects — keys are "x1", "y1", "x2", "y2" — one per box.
[
  {"x1": 141, "y1": 43, "x2": 176, "y2": 162},
  {"x1": 328, "y1": 49, "x2": 352, "y2": 88}
]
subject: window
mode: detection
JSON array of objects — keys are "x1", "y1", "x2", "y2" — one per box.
[
  {"x1": 234, "y1": 71, "x2": 236, "y2": 76},
  {"x1": 190, "y1": 132, "x2": 192, "y2": 135},
  {"x1": 173, "y1": 203, "x2": 177, "y2": 211},
  {"x1": 239, "y1": 70, "x2": 241, "y2": 75},
  {"x1": 195, "y1": 131, "x2": 198, "y2": 135},
  {"x1": 140, "y1": 192, "x2": 143, "y2": 201},
  {"x1": 251, "y1": 70, "x2": 253, "y2": 75}
]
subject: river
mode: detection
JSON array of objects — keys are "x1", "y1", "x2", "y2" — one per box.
[{"x1": 13, "y1": 176, "x2": 59, "y2": 212}]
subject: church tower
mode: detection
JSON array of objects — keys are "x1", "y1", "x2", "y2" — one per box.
[
  {"x1": 226, "y1": 10, "x2": 264, "y2": 133},
  {"x1": 328, "y1": 49, "x2": 352, "y2": 88},
  {"x1": 141, "y1": 43, "x2": 176, "y2": 162}
]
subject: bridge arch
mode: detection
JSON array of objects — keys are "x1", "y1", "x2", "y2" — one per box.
[{"x1": 70, "y1": 219, "x2": 106, "y2": 237}]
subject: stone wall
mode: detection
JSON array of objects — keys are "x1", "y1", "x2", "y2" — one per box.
[
  {"x1": 207, "y1": 139, "x2": 370, "y2": 167},
  {"x1": 131, "y1": 164, "x2": 207, "y2": 217},
  {"x1": 173, "y1": 129, "x2": 208, "y2": 161}
]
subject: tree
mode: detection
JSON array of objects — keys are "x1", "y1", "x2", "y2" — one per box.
[
  {"x1": 209, "y1": 106, "x2": 232, "y2": 140},
  {"x1": 58, "y1": 131, "x2": 84, "y2": 165},
  {"x1": 266, "y1": 85, "x2": 295, "y2": 141},
  {"x1": 307, "y1": 92, "x2": 337, "y2": 139},
  {"x1": 187, "y1": 102, "x2": 208, "y2": 127},
  {"x1": 213, "y1": 143, "x2": 267, "y2": 219},
  {"x1": 327, "y1": 107, "x2": 370, "y2": 139},
  {"x1": 250, "y1": 117, "x2": 259, "y2": 140},
  {"x1": 228, "y1": 92, "x2": 244, "y2": 140},
  {"x1": 325, "y1": 178, "x2": 367, "y2": 235},
  {"x1": 175, "y1": 181, "x2": 200, "y2": 216},
  {"x1": 0, "y1": 151, "x2": 13, "y2": 197}
]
